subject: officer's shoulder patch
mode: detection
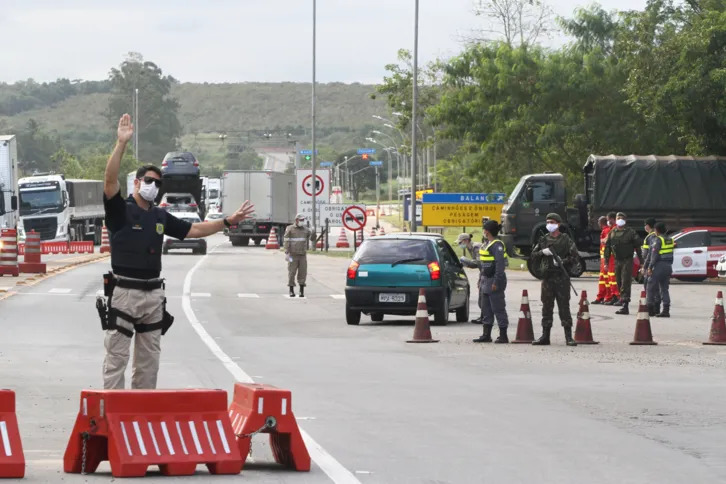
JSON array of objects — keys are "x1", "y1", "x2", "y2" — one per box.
[{"x1": 156, "y1": 223, "x2": 164, "y2": 235}]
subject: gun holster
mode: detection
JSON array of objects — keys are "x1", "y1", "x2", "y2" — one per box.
[
  {"x1": 96, "y1": 294, "x2": 109, "y2": 331},
  {"x1": 161, "y1": 297, "x2": 174, "y2": 335}
]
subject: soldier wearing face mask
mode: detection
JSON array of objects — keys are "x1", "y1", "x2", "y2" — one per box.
[
  {"x1": 529, "y1": 213, "x2": 579, "y2": 346},
  {"x1": 603, "y1": 212, "x2": 643, "y2": 315},
  {"x1": 100, "y1": 114, "x2": 254, "y2": 389},
  {"x1": 284, "y1": 214, "x2": 315, "y2": 297}
]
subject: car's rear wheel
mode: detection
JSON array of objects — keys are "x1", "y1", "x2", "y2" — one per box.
[
  {"x1": 346, "y1": 304, "x2": 361, "y2": 325},
  {"x1": 433, "y1": 296, "x2": 449, "y2": 325},
  {"x1": 200, "y1": 247, "x2": 207, "y2": 255},
  {"x1": 456, "y1": 290, "x2": 470, "y2": 323},
  {"x1": 162, "y1": 247, "x2": 169, "y2": 255},
  {"x1": 370, "y1": 312, "x2": 384, "y2": 322}
]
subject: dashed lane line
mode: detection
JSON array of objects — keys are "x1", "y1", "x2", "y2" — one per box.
[
  {"x1": 182, "y1": 245, "x2": 361, "y2": 484},
  {"x1": 191, "y1": 292, "x2": 211, "y2": 298},
  {"x1": 237, "y1": 293, "x2": 260, "y2": 298},
  {"x1": 48, "y1": 288, "x2": 72, "y2": 294}
]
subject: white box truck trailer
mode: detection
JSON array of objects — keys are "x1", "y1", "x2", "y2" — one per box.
[{"x1": 0, "y1": 135, "x2": 19, "y2": 229}]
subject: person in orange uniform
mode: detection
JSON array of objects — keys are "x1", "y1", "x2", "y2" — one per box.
[
  {"x1": 604, "y1": 212, "x2": 621, "y2": 305},
  {"x1": 591, "y1": 216, "x2": 610, "y2": 304}
]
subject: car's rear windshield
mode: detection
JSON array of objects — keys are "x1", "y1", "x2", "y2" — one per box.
[
  {"x1": 167, "y1": 196, "x2": 192, "y2": 203},
  {"x1": 354, "y1": 239, "x2": 436, "y2": 265}
]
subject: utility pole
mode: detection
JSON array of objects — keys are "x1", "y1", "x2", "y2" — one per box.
[
  {"x1": 410, "y1": 0, "x2": 420, "y2": 232},
  {"x1": 134, "y1": 88, "x2": 139, "y2": 161},
  {"x1": 375, "y1": 166, "x2": 380, "y2": 228},
  {"x1": 311, "y1": 0, "x2": 317, "y2": 236}
]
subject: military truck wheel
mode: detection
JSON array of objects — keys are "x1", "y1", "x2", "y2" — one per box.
[
  {"x1": 254, "y1": 238, "x2": 262, "y2": 246},
  {"x1": 230, "y1": 237, "x2": 243, "y2": 247},
  {"x1": 240, "y1": 237, "x2": 250, "y2": 246},
  {"x1": 569, "y1": 256, "x2": 586, "y2": 278},
  {"x1": 527, "y1": 259, "x2": 544, "y2": 280}
]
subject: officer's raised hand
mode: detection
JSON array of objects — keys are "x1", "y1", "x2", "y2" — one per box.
[{"x1": 117, "y1": 113, "x2": 134, "y2": 144}]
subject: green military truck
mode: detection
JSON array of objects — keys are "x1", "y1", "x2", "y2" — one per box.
[{"x1": 499, "y1": 155, "x2": 726, "y2": 278}]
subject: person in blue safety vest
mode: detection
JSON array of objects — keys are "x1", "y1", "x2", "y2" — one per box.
[
  {"x1": 645, "y1": 222, "x2": 675, "y2": 318},
  {"x1": 460, "y1": 220, "x2": 510, "y2": 343}
]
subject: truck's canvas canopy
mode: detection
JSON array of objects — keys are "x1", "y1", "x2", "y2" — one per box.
[{"x1": 584, "y1": 155, "x2": 726, "y2": 211}]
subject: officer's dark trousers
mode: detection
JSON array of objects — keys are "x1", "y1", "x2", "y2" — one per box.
[
  {"x1": 541, "y1": 275, "x2": 572, "y2": 328},
  {"x1": 481, "y1": 290, "x2": 508, "y2": 329},
  {"x1": 647, "y1": 262, "x2": 672, "y2": 306},
  {"x1": 615, "y1": 258, "x2": 634, "y2": 303}
]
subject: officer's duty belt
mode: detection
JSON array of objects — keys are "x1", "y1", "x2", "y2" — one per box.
[{"x1": 115, "y1": 278, "x2": 164, "y2": 291}]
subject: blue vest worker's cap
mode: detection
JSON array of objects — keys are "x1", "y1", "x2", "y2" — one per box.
[
  {"x1": 645, "y1": 217, "x2": 656, "y2": 228},
  {"x1": 546, "y1": 213, "x2": 562, "y2": 223}
]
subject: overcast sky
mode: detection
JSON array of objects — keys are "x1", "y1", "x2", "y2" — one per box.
[{"x1": 0, "y1": 0, "x2": 645, "y2": 85}]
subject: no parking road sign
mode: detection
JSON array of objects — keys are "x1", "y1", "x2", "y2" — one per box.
[{"x1": 342, "y1": 205, "x2": 367, "y2": 232}]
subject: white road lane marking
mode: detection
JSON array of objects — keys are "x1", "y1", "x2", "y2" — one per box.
[
  {"x1": 48, "y1": 288, "x2": 71, "y2": 294},
  {"x1": 182, "y1": 245, "x2": 361, "y2": 484},
  {"x1": 191, "y1": 292, "x2": 211, "y2": 298},
  {"x1": 237, "y1": 293, "x2": 260, "y2": 298},
  {"x1": 330, "y1": 295, "x2": 345, "y2": 299}
]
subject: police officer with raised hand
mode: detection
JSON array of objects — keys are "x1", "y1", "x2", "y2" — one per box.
[
  {"x1": 461, "y1": 221, "x2": 509, "y2": 343},
  {"x1": 646, "y1": 222, "x2": 674, "y2": 318},
  {"x1": 603, "y1": 212, "x2": 643, "y2": 315},
  {"x1": 640, "y1": 217, "x2": 659, "y2": 316},
  {"x1": 530, "y1": 213, "x2": 578, "y2": 346},
  {"x1": 457, "y1": 233, "x2": 484, "y2": 324},
  {"x1": 284, "y1": 214, "x2": 315, "y2": 298},
  {"x1": 101, "y1": 114, "x2": 254, "y2": 390}
]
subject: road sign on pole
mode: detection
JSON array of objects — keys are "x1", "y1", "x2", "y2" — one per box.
[
  {"x1": 296, "y1": 169, "x2": 331, "y2": 224},
  {"x1": 320, "y1": 161, "x2": 333, "y2": 167},
  {"x1": 369, "y1": 161, "x2": 383, "y2": 166},
  {"x1": 357, "y1": 148, "x2": 376, "y2": 155},
  {"x1": 342, "y1": 205, "x2": 367, "y2": 231}
]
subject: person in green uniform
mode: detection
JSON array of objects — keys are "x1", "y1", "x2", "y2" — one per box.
[
  {"x1": 529, "y1": 213, "x2": 579, "y2": 346},
  {"x1": 603, "y1": 212, "x2": 643, "y2": 315}
]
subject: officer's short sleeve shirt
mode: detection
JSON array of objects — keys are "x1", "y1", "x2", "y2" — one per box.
[{"x1": 103, "y1": 191, "x2": 192, "y2": 239}]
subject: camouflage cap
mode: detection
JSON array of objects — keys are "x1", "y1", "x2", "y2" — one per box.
[
  {"x1": 546, "y1": 213, "x2": 562, "y2": 223},
  {"x1": 456, "y1": 233, "x2": 471, "y2": 244},
  {"x1": 617, "y1": 212, "x2": 627, "y2": 219}
]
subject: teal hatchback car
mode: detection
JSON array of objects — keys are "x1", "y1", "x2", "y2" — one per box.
[{"x1": 345, "y1": 234, "x2": 470, "y2": 325}]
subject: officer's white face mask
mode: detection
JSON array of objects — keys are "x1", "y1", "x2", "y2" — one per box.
[
  {"x1": 546, "y1": 223, "x2": 559, "y2": 233},
  {"x1": 138, "y1": 179, "x2": 159, "y2": 202},
  {"x1": 616, "y1": 219, "x2": 626, "y2": 227},
  {"x1": 295, "y1": 219, "x2": 303, "y2": 227}
]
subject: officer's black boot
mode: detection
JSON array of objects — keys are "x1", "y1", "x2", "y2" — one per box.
[
  {"x1": 532, "y1": 326, "x2": 551, "y2": 346},
  {"x1": 654, "y1": 302, "x2": 661, "y2": 316},
  {"x1": 473, "y1": 325, "x2": 493, "y2": 343},
  {"x1": 564, "y1": 326, "x2": 577, "y2": 346},
  {"x1": 289, "y1": 286, "x2": 296, "y2": 298},
  {"x1": 606, "y1": 297, "x2": 619, "y2": 306},
  {"x1": 299, "y1": 285, "x2": 305, "y2": 298},
  {"x1": 647, "y1": 304, "x2": 657, "y2": 317},
  {"x1": 655, "y1": 304, "x2": 670, "y2": 318},
  {"x1": 494, "y1": 327, "x2": 509, "y2": 344},
  {"x1": 470, "y1": 317, "x2": 482, "y2": 324},
  {"x1": 615, "y1": 302, "x2": 629, "y2": 315}
]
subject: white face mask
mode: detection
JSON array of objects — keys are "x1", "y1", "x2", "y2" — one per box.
[
  {"x1": 616, "y1": 219, "x2": 626, "y2": 227},
  {"x1": 138, "y1": 180, "x2": 159, "y2": 202},
  {"x1": 295, "y1": 220, "x2": 303, "y2": 227},
  {"x1": 546, "y1": 223, "x2": 559, "y2": 233}
]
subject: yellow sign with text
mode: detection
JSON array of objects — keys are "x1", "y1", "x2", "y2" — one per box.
[
  {"x1": 415, "y1": 189, "x2": 433, "y2": 200},
  {"x1": 422, "y1": 203, "x2": 502, "y2": 227}
]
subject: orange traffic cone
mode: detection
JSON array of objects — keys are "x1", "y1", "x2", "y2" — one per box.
[
  {"x1": 380, "y1": 206, "x2": 386, "y2": 216},
  {"x1": 407, "y1": 289, "x2": 439, "y2": 343},
  {"x1": 266, "y1": 227, "x2": 280, "y2": 249},
  {"x1": 630, "y1": 290, "x2": 657, "y2": 345},
  {"x1": 704, "y1": 291, "x2": 726, "y2": 345},
  {"x1": 512, "y1": 290, "x2": 535, "y2": 343},
  {"x1": 335, "y1": 230, "x2": 350, "y2": 248},
  {"x1": 378, "y1": 226, "x2": 386, "y2": 236},
  {"x1": 99, "y1": 225, "x2": 111, "y2": 254},
  {"x1": 574, "y1": 290, "x2": 599, "y2": 344},
  {"x1": 369, "y1": 227, "x2": 377, "y2": 238}
]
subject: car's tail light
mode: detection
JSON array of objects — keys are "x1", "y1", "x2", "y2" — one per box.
[
  {"x1": 161, "y1": 161, "x2": 168, "y2": 167},
  {"x1": 159, "y1": 202, "x2": 169, "y2": 207},
  {"x1": 189, "y1": 203, "x2": 197, "y2": 207},
  {"x1": 193, "y1": 160, "x2": 199, "y2": 167},
  {"x1": 347, "y1": 261, "x2": 359, "y2": 280},
  {"x1": 428, "y1": 262, "x2": 441, "y2": 280}
]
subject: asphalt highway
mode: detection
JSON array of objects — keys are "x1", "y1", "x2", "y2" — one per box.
[{"x1": 3, "y1": 234, "x2": 726, "y2": 483}]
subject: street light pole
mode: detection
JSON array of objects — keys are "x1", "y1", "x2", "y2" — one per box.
[
  {"x1": 311, "y1": 0, "x2": 317, "y2": 237},
  {"x1": 410, "y1": 0, "x2": 420, "y2": 232}
]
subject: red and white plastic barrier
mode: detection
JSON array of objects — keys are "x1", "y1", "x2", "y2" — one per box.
[{"x1": 0, "y1": 390, "x2": 25, "y2": 478}]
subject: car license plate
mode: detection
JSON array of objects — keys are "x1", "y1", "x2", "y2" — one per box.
[{"x1": 379, "y1": 293, "x2": 406, "y2": 303}]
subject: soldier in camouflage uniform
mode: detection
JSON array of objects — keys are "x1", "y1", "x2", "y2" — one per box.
[
  {"x1": 460, "y1": 220, "x2": 509, "y2": 343},
  {"x1": 603, "y1": 212, "x2": 643, "y2": 315},
  {"x1": 457, "y1": 233, "x2": 484, "y2": 324},
  {"x1": 530, "y1": 213, "x2": 578, "y2": 346}
]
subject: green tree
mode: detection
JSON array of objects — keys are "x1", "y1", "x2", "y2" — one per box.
[{"x1": 107, "y1": 52, "x2": 182, "y2": 163}]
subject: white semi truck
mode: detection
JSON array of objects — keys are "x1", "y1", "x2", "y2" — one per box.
[
  {"x1": 18, "y1": 174, "x2": 105, "y2": 243},
  {"x1": 207, "y1": 177, "x2": 221, "y2": 210},
  {"x1": 0, "y1": 135, "x2": 19, "y2": 229}
]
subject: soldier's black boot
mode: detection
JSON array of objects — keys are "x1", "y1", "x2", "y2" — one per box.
[
  {"x1": 564, "y1": 327, "x2": 577, "y2": 346},
  {"x1": 473, "y1": 325, "x2": 493, "y2": 343},
  {"x1": 289, "y1": 286, "x2": 296, "y2": 297},
  {"x1": 655, "y1": 304, "x2": 670, "y2": 318},
  {"x1": 299, "y1": 285, "x2": 305, "y2": 298},
  {"x1": 532, "y1": 327, "x2": 551, "y2": 346},
  {"x1": 494, "y1": 327, "x2": 509, "y2": 344},
  {"x1": 615, "y1": 302, "x2": 629, "y2": 315}
]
